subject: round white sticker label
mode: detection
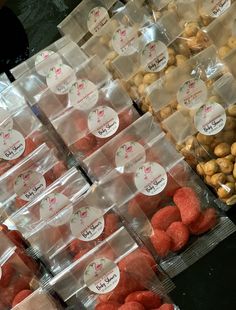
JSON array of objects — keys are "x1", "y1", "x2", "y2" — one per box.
[
  {"x1": 194, "y1": 102, "x2": 226, "y2": 136},
  {"x1": 46, "y1": 64, "x2": 76, "y2": 95},
  {"x1": 70, "y1": 206, "x2": 105, "y2": 241},
  {"x1": 0, "y1": 130, "x2": 25, "y2": 160},
  {"x1": 87, "y1": 6, "x2": 110, "y2": 36},
  {"x1": 14, "y1": 170, "x2": 47, "y2": 202},
  {"x1": 84, "y1": 258, "x2": 120, "y2": 294},
  {"x1": 134, "y1": 162, "x2": 168, "y2": 196},
  {"x1": 35, "y1": 50, "x2": 62, "y2": 76},
  {"x1": 88, "y1": 106, "x2": 119, "y2": 138},
  {"x1": 112, "y1": 26, "x2": 139, "y2": 56},
  {"x1": 0, "y1": 108, "x2": 13, "y2": 131},
  {"x1": 141, "y1": 41, "x2": 169, "y2": 73},
  {"x1": 202, "y1": 0, "x2": 231, "y2": 18},
  {"x1": 177, "y1": 78, "x2": 208, "y2": 110},
  {"x1": 115, "y1": 141, "x2": 146, "y2": 173},
  {"x1": 69, "y1": 79, "x2": 99, "y2": 110},
  {"x1": 40, "y1": 193, "x2": 73, "y2": 227}
]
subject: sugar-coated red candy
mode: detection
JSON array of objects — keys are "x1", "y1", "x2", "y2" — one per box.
[
  {"x1": 95, "y1": 302, "x2": 121, "y2": 310},
  {"x1": 119, "y1": 302, "x2": 145, "y2": 310},
  {"x1": 173, "y1": 187, "x2": 201, "y2": 225},
  {"x1": 139, "y1": 248, "x2": 157, "y2": 272},
  {"x1": 150, "y1": 229, "x2": 171, "y2": 258},
  {"x1": 12, "y1": 289, "x2": 33, "y2": 307},
  {"x1": 166, "y1": 222, "x2": 190, "y2": 252},
  {"x1": 103, "y1": 213, "x2": 120, "y2": 237},
  {"x1": 13, "y1": 277, "x2": 31, "y2": 296},
  {"x1": 151, "y1": 206, "x2": 181, "y2": 231},
  {"x1": 0, "y1": 263, "x2": 14, "y2": 287},
  {"x1": 154, "y1": 304, "x2": 174, "y2": 310},
  {"x1": 125, "y1": 291, "x2": 162, "y2": 309},
  {"x1": 188, "y1": 208, "x2": 217, "y2": 235}
]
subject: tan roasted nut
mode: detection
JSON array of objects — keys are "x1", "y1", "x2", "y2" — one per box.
[
  {"x1": 168, "y1": 54, "x2": 176, "y2": 66},
  {"x1": 222, "y1": 131, "x2": 235, "y2": 144},
  {"x1": 218, "y1": 46, "x2": 231, "y2": 59},
  {"x1": 177, "y1": 42, "x2": 191, "y2": 57},
  {"x1": 224, "y1": 117, "x2": 236, "y2": 130},
  {"x1": 227, "y1": 105, "x2": 236, "y2": 117},
  {"x1": 184, "y1": 22, "x2": 199, "y2": 37},
  {"x1": 99, "y1": 35, "x2": 110, "y2": 46},
  {"x1": 107, "y1": 51, "x2": 118, "y2": 61},
  {"x1": 226, "y1": 174, "x2": 235, "y2": 183},
  {"x1": 227, "y1": 36, "x2": 236, "y2": 49},
  {"x1": 233, "y1": 163, "x2": 236, "y2": 179},
  {"x1": 205, "y1": 175, "x2": 213, "y2": 186},
  {"x1": 195, "y1": 145, "x2": 210, "y2": 159},
  {"x1": 159, "y1": 106, "x2": 173, "y2": 120},
  {"x1": 203, "y1": 160, "x2": 219, "y2": 176},
  {"x1": 225, "y1": 154, "x2": 235, "y2": 162},
  {"x1": 176, "y1": 55, "x2": 188, "y2": 67},
  {"x1": 170, "y1": 99, "x2": 178, "y2": 109},
  {"x1": 214, "y1": 143, "x2": 231, "y2": 157},
  {"x1": 208, "y1": 95, "x2": 220, "y2": 102},
  {"x1": 165, "y1": 65, "x2": 177, "y2": 75},
  {"x1": 143, "y1": 73, "x2": 158, "y2": 85},
  {"x1": 138, "y1": 83, "x2": 148, "y2": 96},
  {"x1": 196, "y1": 133, "x2": 214, "y2": 145},
  {"x1": 226, "y1": 195, "x2": 236, "y2": 206},
  {"x1": 129, "y1": 86, "x2": 139, "y2": 100},
  {"x1": 231, "y1": 142, "x2": 236, "y2": 156},
  {"x1": 133, "y1": 73, "x2": 143, "y2": 86},
  {"x1": 217, "y1": 182, "x2": 235, "y2": 199},
  {"x1": 104, "y1": 60, "x2": 111, "y2": 70},
  {"x1": 168, "y1": 47, "x2": 176, "y2": 56},
  {"x1": 216, "y1": 158, "x2": 234, "y2": 174},
  {"x1": 187, "y1": 36, "x2": 201, "y2": 51},
  {"x1": 211, "y1": 173, "x2": 226, "y2": 187},
  {"x1": 196, "y1": 162, "x2": 205, "y2": 176}
]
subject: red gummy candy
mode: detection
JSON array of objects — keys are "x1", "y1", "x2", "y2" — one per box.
[
  {"x1": 22, "y1": 138, "x2": 37, "y2": 157},
  {"x1": 12, "y1": 289, "x2": 33, "y2": 307},
  {"x1": 72, "y1": 134, "x2": 96, "y2": 153},
  {"x1": 156, "y1": 304, "x2": 174, "y2": 310},
  {"x1": 119, "y1": 302, "x2": 145, "y2": 310},
  {"x1": 166, "y1": 222, "x2": 190, "y2": 252},
  {"x1": 103, "y1": 213, "x2": 119, "y2": 237},
  {"x1": 150, "y1": 229, "x2": 171, "y2": 257},
  {"x1": 151, "y1": 206, "x2": 181, "y2": 231},
  {"x1": 95, "y1": 302, "x2": 121, "y2": 310},
  {"x1": 0, "y1": 263, "x2": 14, "y2": 287},
  {"x1": 15, "y1": 197, "x2": 27, "y2": 209},
  {"x1": 125, "y1": 291, "x2": 162, "y2": 309},
  {"x1": 173, "y1": 187, "x2": 201, "y2": 225},
  {"x1": 69, "y1": 239, "x2": 89, "y2": 254},
  {"x1": 13, "y1": 278, "x2": 31, "y2": 296},
  {"x1": 188, "y1": 208, "x2": 217, "y2": 235},
  {"x1": 128, "y1": 193, "x2": 161, "y2": 217}
]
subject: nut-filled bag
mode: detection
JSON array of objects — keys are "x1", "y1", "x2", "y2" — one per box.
[
  {"x1": 57, "y1": 0, "x2": 125, "y2": 46},
  {"x1": 0, "y1": 143, "x2": 67, "y2": 221},
  {"x1": 48, "y1": 227, "x2": 178, "y2": 309}
]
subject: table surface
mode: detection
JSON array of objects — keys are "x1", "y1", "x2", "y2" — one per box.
[{"x1": 4, "y1": 1, "x2": 236, "y2": 309}]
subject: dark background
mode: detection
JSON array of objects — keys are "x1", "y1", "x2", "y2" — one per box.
[{"x1": 4, "y1": 1, "x2": 236, "y2": 309}]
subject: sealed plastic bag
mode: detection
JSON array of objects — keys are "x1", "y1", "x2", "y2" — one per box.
[
  {"x1": 0, "y1": 73, "x2": 10, "y2": 93},
  {"x1": 204, "y1": 2, "x2": 236, "y2": 59},
  {"x1": 58, "y1": 0, "x2": 125, "y2": 46},
  {"x1": 97, "y1": 135, "x2": 236, "y2": 277},
  {"x1": 0, "y1": 143, "x2": 67, "y2": 221},
  {"x1": 48, "y1": 227, "x2": 178, "y2": 309}
]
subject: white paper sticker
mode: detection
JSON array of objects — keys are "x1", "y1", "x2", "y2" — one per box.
[
  {"x1": 0, "y1": 108, "x2": 13, "y2": 130},
  {"x1": 177, "y1": 78, "x2": 208, "y2": 110},
  {"x1": 46, "y1": 64, "x2": 76, "y2": 95},
  {"x1": 84, "y1": 258, "x2": 120, "y2": 294},
  {"x1": 194, "y1": 102, "x2": 226, "y2": 136},
  {"x1": 14, "y1": 170, "x2": 46, "y2": 202},
  {"x1": 70, "y1": 206, "x2": 104, "y2": 241},
  {"x1": 115, "y1": 141, "x2": 146, "y2": 173},
  {"x1": 35, "y1": 50, "x2": 62, "y2": 76},
  {"x1": 40, "y1": 193, "x2": 73, "y2": 227},
  {"x1": 141, "y1": 41, "x2": 169, "y2": 73},
  {"x1": 87, "y1": 6, "x2": 110, "y2": 36},
  {"x1": 0, "y1": 130, "x2": 25, "y2": 160},
  {"x1": 202, "y1": 0, "x2": 231, "y2": 18},
  {"x1": 134, "y1": 162, "x2": 167, "y2": 196},
  {"x1": 88, "y1": 106, "x2": 119, "y2": 138},
  {"x1": 69, "y1": 79, "x2": 99, "y2": 110},
  {"x1": 112, "y1": 26, "x2": 139, "y2": 56}
]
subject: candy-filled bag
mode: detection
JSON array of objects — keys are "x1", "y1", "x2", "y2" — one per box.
[
  {"x1": 48, "y1": 227, "x2": 178, "y2": 309},
  {"x1": 97, "y1": 135, "x2": 236, "y2": 277},
  {"x1": 58, "y1": 0, "x2": 125, "y2": 46},
  {"x1": 0, "y1": 143, "x2": 67, "y2": 220},
  {"x1": 84, "y1": 112, "x2": 164, "y2": 181},
  {"x1": 204, "y1": 2, "x2": 236, "y2": 59},
  {"x1": 11, "y1": 184, "x2": 125, "y2": 276}
]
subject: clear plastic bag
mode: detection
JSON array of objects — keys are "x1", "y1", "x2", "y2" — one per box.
[
  {"x1": 48, "y1": 227, "x2": 177, "y2": 309},
  {"x1": 58, "y1": 0, "x2": 125, "y2": 46},
  {"x1": 10, "y1": 36, "x2": 88, "y2": 81},
  {"x1": 0, "y1": 73, "x2": 10, "y2": 93},
  {"x1": 97, "y1": 135, "x2": 236, "y2": 277},
  {"x1": 0, "y1": 143, "x2": 67, "y2": 221}
]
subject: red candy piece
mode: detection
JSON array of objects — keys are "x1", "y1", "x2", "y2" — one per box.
[
  {"x1": 188, "y1": 208, "x2": 217, "y2": 235},
  {"x1": 0, "y1": 161, "x2": 12, "y2": 176},
  {"x1": 7, "y1": 230, "x2": 28, "y2": 249},
  {"x1": 15, "y1": 197, "x2": 27, "y2": 209},
  {"x1": 156, "y1": 304, "x2": 174, "y2": 310},
  {"x1": 22, "y1": 138, "x2": 37, "y2": 157},
  {"x1": 0, "y1": 263, "x2": 14, "y2": 287},
  {"x1": 119, "y1": 302, "x2": 145, "y2": 310},
  {"x1": 95, "y1": 302, "x2": 121, "y2": 310},
  {"x1": 166, "y1": 222, "x2": 190, "y2": 252},
  {"x1": 72, "y1": 134, "x2": 96, "y2": 153},
  {"x1": 103, "y1": 213, "x2": 119, "y2": 237},
  {"x1": 150, "y1": 229, "x2": 171, "y2": 258},
  {"x1": 173, "y1": 187, "x2": 201, "y2": 225},
  {"x1": 12, "y1": 290, "x2": 33, "y2": 307},
  {"x1": 128, "y1": 193, "x2": 161, "y2": 217},
  {"x1": 151, "y1": 206, "x2": 181, "y2": 231},
  {"x1": 13, "y1": 278, "x2": 31, "y2": 296},
  {"x1": 125, "y1": 291, "x2": 162, "y2": 309}
]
